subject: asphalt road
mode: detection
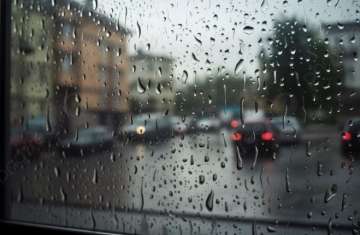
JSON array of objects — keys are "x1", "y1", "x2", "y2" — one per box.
[{"x1": 5, "y1": 128, "x2": 360, "y2": 233}]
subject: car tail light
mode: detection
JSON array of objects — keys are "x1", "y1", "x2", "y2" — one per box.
[
  {"x1": 230, "y1": 119, "x2": 239, "y2": 128},
  {"x1": 342, "y1": 131, "x2": 352, "y2": 141},
  {"x1": 261, "y1": 131, "x2": 273, "y2": 141},
  {"x1": 231, "y1": 132, "x2": 242, "y2": 141}
]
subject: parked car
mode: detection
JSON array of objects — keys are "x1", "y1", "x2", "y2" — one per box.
[
  {"x1": 122, "y1": 113, "x2": 173, "y2": 141},
  {"x1": 26, "y1": 116, "x2": 57, "y2": 148},
  {"x1": 226, "y1": 110, "x2": 266, "y2": 130},
  {"x1": 59, "y1": 126, "x2": 114, "y2": 156},
  {"x1": 230, "y1": 121, "x2": 280, "y2": 157},
  {"x1": 170, "y1": 116, "x2": 189, "y2": 135},
  {"x1": 10, "y1": 128, "x2": 43, "y2": 160},
  {"x1": 196, "y1": 117, "x2": 221, "y2": 132},
  {"x1": 271, "y1": 116, "x2": 302, "y2": 144},
  {"x1": 341, "y1": 119, "x2": 360, "y2": 155}
]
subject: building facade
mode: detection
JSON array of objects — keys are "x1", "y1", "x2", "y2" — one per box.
[
  {"x1": 11, "y1": 0, "x2": 130, "y2": 134},
  {"x1": 128, "y1": 50, "x2": 175, "y2": 114}
]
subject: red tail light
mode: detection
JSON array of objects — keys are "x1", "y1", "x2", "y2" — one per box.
[
  {"x1": 261, "y1": 131, "x2": 273, "y2": 141},
  {"x1": 230, "y1": 120, "x2": 239, "y2": 128},
  {"x1": 342, "y1": 131, "x2": 352, "y2": 141},
  {"x1": 231, "y1": 132, "x2": 242, "y2": 141}
]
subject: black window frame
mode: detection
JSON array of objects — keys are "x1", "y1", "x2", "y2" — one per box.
[{"x1": 0, "y1": 1, "x2": 357, "y2": 234}]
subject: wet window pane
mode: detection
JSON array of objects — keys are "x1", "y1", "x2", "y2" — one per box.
[{"x1": 5, "y1": 0, "x2": 360, "y2": 234}]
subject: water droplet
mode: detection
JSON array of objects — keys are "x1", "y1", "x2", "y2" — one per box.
[
  {"x1": 251, "y1": 146, "x2": 258, "y2": 169},
  {"x1": 92, "y1": 0, "x2": 98, "y2": 10},
  {"x1": 137, "y1": 21, "x2": 141, "y2": 38},
  {"x1": 137, "y1": 77, "x2": 146, "y2": 93},
  {"x1": 182, "y1": 70, "x2": 189, "y2": 83},
  {"x1": 17, "y1": 187, "x2": 23, "y2": 203},
  {"x1": 158, "y1": 67, "x2": 162, "y2": 77},
  {"x1": 199, "y1": 175, "x2": 205, "y2": 184},
  {"x1": 243, "y1": 25, "x2": 254, "y2": 33},
  {"x1": 156, "y1": 83, "x2": 162, "y2": 94},
  {"x1": 92, "y1": 169, "x2": 98, "y2": 184},
  {"x1": 54, "y1": 167, "x2": 60, "y2": 177},
  {"x1": 350, "y1": 35, "x2": 356, "y2": 44},
  {"x1": 75, "y1": 94, "x2": 81, "y2": 103},
  {"x1": 235, "y1": 146, "x2": 243, "y2": 170},
  {"x1": 337, "y1": 23, "x2": 344, "y2": 30},
  {"x1": 306, "y1": 141, "x2": 312, "y2": 157},
  {"x1": 75, "y1": 106, "x2": 81, "y2": 117},
  {"x1": 60, "y1": 187, "x2": 67, "y2": 202},
  {"x1": 192, "y1": 53, "x2": 200, "y2": 62},
  {"x1": 353, "y1": 52, "x2": 358, "y2": 61},
  {"x1": 208, "y1": 95, "x2": 212, "y2": 104},
  {"x1": 267, "y1": 226, "x2": 277, "y2": 233},
  {"x1": 324, "y1": 184, "x2": 337, "y2": 203},
  {"x1": 285, "y1": 168, "x2": 291, "y2": 193},
  {"x1": 234, "y1": 58, "x2": 244, "y2": 74},
  {"x1": 317, "y1": 161, "x2": 324, "y2": 176},
  {"x1": 46, "y1": 105, "x2": 52, "y2": 132},
  {"x1": 206, "y1": 190, "x2": 214, "y2": 211},
  {"x1": 341, "y1": 193, "x2": 348, "y2": 211},
  {"x1": 194, "y1": 35, "x2": 202, "y2": 45}
]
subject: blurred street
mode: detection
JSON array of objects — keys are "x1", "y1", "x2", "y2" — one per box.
[{"x1": 6, "y1": 127, "x2": 359, "y2": 230}]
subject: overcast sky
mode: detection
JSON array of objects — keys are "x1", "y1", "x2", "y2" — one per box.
[{"x1": 78, "y1": 0, "x2": 360, "y2": 84}]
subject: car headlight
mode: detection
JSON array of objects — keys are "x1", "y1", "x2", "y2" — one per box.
[{"x1": 136, "y1": 126, "x2": 146, "y2": 135}]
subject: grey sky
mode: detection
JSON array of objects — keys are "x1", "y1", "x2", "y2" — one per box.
[{"x1": 82, "y1": 0, "x2": 360, "y2": 84}]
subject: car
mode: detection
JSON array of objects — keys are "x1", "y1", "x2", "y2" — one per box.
[
  {"x1": 196, "y1": 117, "x2": 221, "y2": 132},
  {"x1": 219, "y1": 106, "x2": 241, "y2": 127},
  {"x1": 341, "y1": 119, "x2": 360, "y2": 155},
  {"x1": 230, "y1": 121, "x2": 280, "y2": 157},
  {"x1": 59, "y1": 126, "x2": 114, "y2": 156},
  {"x1": 170, "y1": 116, "x2": 189, "y2": 135},
  {"x1": 271, "y1": 116, "x2": 302, "y2": 144},
  {"x1": 26, "y1": 116, "x2": 57, "y2": 149},
  {"x1": 226, "y1": 110, "x2": 266, "y2": 130},
  {"x1": 10, "y1": 127, "x2": 43, "y2": 161},
  {"x1": 122, "y1": 113, "x2": 173, "y2": 141}
]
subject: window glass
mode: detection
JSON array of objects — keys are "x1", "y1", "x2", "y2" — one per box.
[{"x1": 6, "y1": 0, "x2": 360, "y2": 234}]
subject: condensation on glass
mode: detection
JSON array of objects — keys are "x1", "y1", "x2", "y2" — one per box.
[{"x1": 5, "y1": 0, "x2": 360, "y2": 234}]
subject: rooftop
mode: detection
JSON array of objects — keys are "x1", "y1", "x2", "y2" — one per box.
[{"x1": 19, "y1": 0, "x2": 130, "y2": 35}]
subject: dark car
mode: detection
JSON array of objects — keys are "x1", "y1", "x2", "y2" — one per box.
[
  {"x1": 10, "y1": 128, "x2": 43, "y2": 161},
  {"x1": 271, "y1": 116, "x2": 302, "y2": 144},
  {"x1": 341, "y1": 119, "x2": 360, "y2": 154},
  {"x1": 170, "y1": 116, "x2": 189, "y2": 135},
  {"x1": 26, "y1": 116, "x2": 57, "y2": 149},
  {"x1": 230, "y1": 121, "x2": 280, "y2": 157},
  {"x1": 122, "y1": 113, "x2": 173, "y2": 142},
  {"x1": 195, "y1": 117, "x2": 221, "y2": 132},
  {"x1": 59, "y1": 126, "x2": 114, "y2": 156}
]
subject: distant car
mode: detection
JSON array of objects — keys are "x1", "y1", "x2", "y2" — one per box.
[
  {"x1": 226, "y1": 110, "x2": 266, "y2": 130},
  {"x1": 196, "y1": 117, "x2": 221, "y2": 132},
  {"x1": 122, "y1": 113, "x2": 173, "y2": 141},
  {"x1": 219, "y1": 106, "x2": 241, "y2": 127},
  {"x1": 271, "y1": 116, "x2": 302, "y2": 144},
  {"x1": 341, "y1": 119, "x2": 360, "y2": 154},
  {"x1": 26, "y1": 116, "x2": 56, "y2": 148},
  {"x1": 10, "y1": 128, "x2": 43, "y2": 160},
  {"x1": 170, "y1": 116, "x2": 189, "y2": 135},
  {"x1": 230, "y1": 121, "x2": 280, "y2": 157},
  {"x1": 59, "y1": 126, "x2": 114, "y2": 156}
]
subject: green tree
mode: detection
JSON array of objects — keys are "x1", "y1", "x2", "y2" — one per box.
[
  {"x1": 175, "y1": 72, "x2": 246, "y2": 116},
  {"x1": 259, "y1": 17, "x2": 344, "y2": 123}
]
